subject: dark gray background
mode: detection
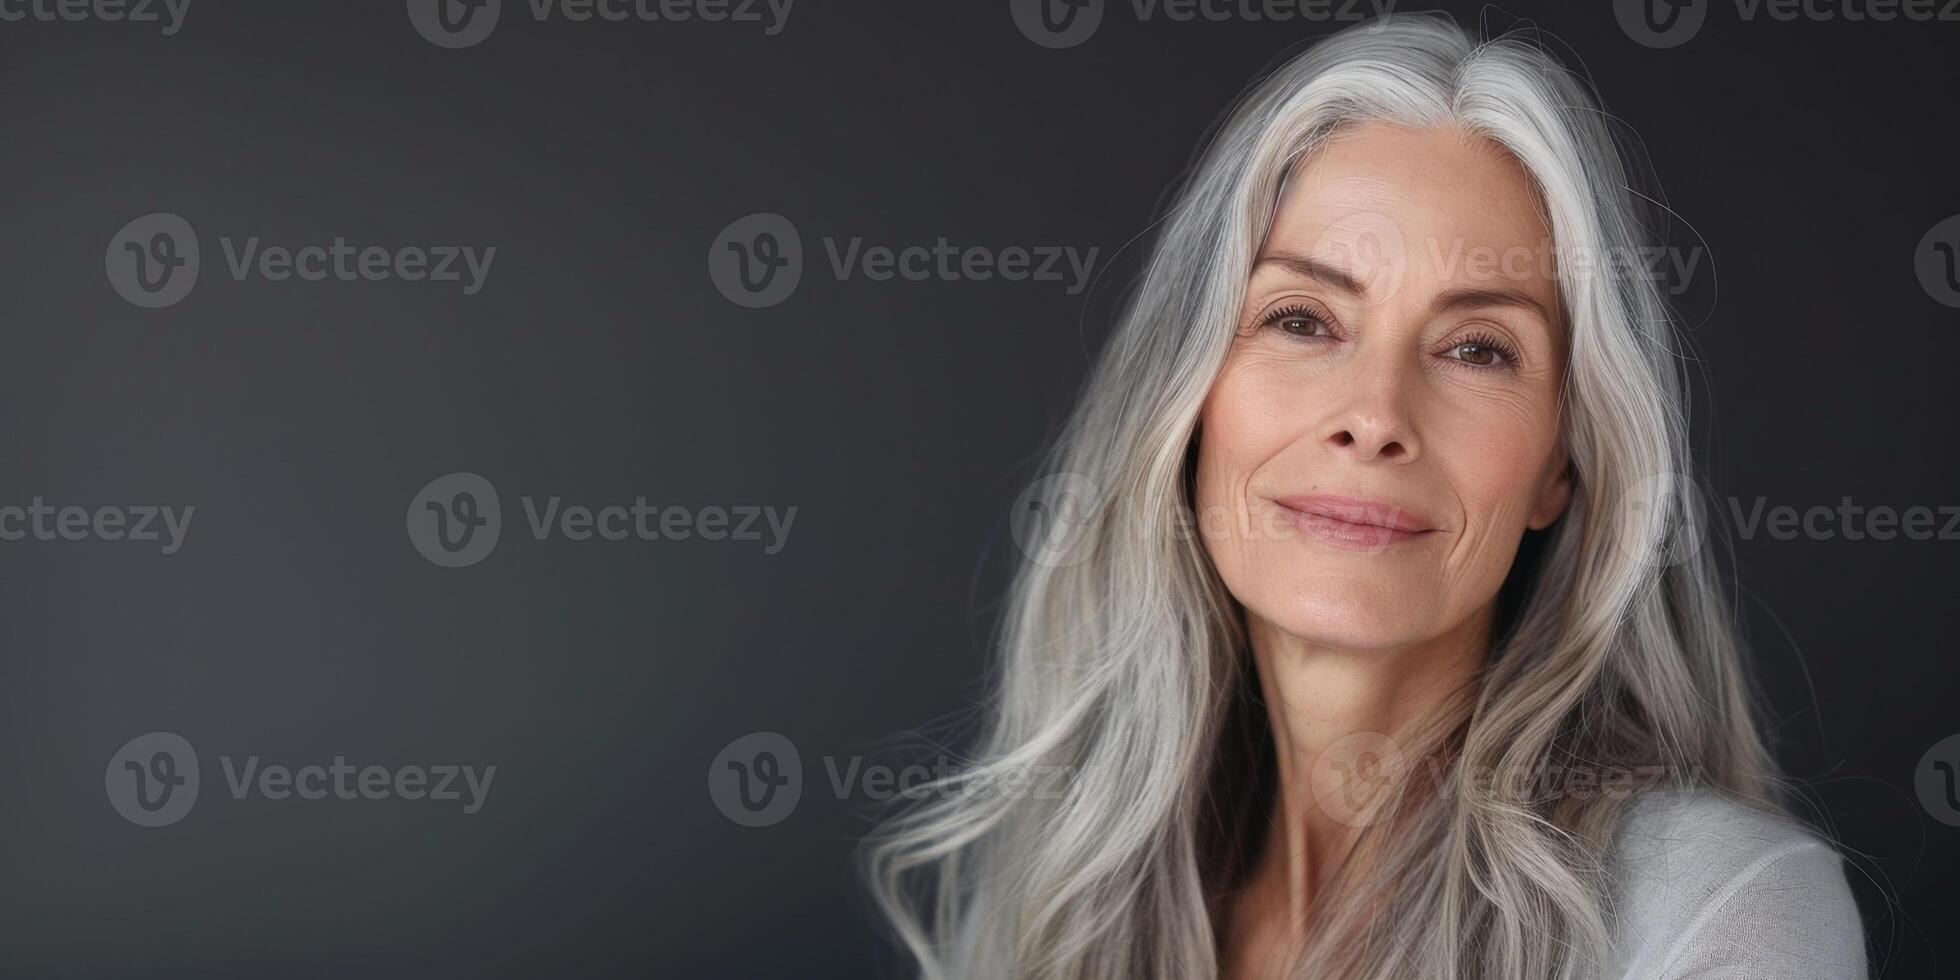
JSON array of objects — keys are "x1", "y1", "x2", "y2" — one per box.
[{"x1": 1, "y1": 1, "x2": 1954, "y2": 976}]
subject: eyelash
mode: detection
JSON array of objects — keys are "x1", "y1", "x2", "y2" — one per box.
[
  {"x1": 1258, "y1": 303, "x2": 1337, "y2": 338},
  {"x1": 1255, "y1": 304, "x2": 1521, "y2": 371},
  {"x1": 1446, "y1": 331, "x2": 1521, "y2": 370}
]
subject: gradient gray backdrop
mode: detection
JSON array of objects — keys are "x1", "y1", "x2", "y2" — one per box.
[{"x1": 1, "y1": 1, "x2": 1955, "y2": 976}]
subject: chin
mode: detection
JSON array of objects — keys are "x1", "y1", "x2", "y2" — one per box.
[{"x1": 1252, "y1": 573, "x2": 1438, "y2": 652}]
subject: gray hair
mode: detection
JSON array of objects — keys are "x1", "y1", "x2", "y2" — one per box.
[{"x1": 863, "y1": 13, "x2": 1788, "y2": 978}]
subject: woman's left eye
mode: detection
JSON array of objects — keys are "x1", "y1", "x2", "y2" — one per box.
[{"x1": 1442, "y1": 336, "x2": 1518, "y2": 369}]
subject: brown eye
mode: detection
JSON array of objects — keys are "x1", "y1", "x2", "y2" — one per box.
[
  {"x1": 1260, "y1": 303, "x2": 1335, "y2": 339},
  {"x1": 1279, "y1": 314, "x2": 1329, "y2": 337},
  {"x1": 1442, "y1": 333, "x2": 1519, "y2": 369}
]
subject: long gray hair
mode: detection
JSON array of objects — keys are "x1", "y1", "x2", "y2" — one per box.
[{"x1": 863, "y1": 13, "x2": 1788, "y2": 979}]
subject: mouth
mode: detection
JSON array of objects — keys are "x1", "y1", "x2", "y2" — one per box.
[{"x1": 1270, "y1": 493, "x2": 1436, "y2": 551}]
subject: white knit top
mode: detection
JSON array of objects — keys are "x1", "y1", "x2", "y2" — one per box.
[{"x1": 1604, "y1": 787, "x2": 1868, "y2": 979}]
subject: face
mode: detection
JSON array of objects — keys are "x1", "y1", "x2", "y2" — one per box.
[{"x1": 1194, "y1": 121, "x2": 1573, "y2": 652}]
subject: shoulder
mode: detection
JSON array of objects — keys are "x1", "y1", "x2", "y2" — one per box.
[{"x1": 1601, "y1": 786, "x2": 1868, "y2": 980}]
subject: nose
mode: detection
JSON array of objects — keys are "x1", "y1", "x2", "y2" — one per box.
[
  {"x1": 1323, "y1": 356, "x2": 1420, "y2": 464},
  {"x1": 1328, "y1": 422, "x2": 1412, "y2": 461}
]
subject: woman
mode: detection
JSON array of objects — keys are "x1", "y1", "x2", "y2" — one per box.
[{"x1": 863, "y1": 13, "x2": 1868, "y2": 979}]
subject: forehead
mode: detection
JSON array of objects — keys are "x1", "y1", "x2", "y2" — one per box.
[{"x1": 1263, "y1": 121, "x2": 1558, "y2": 300}]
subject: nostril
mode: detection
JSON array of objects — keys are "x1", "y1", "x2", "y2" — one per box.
[
  {"x1": 1379, "y1": 442, "x2": 1405, "y2": 459},
  {"x1": 1333, "y1": 431, "x2": 1355, "y2": 447}
]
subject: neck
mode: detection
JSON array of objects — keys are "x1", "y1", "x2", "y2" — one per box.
[{"x1": 1240, "y1": 607, "x2": 1491, "y2": 926}]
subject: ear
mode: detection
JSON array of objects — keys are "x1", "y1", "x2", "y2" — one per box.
[{"x1": 1526, "y1": 456, "x2": 1574, "y2": 531}]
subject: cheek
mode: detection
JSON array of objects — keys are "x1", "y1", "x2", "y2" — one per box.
[
  {"x1": 1191, "y1": 402, "x2": 1243, "y2": 533},
  {"x1": 1193, "y1": 374, "x2": 1278, "y2": 570},
  {"x1": 1431, "y1": 390, "x2": 1561, "y2": 534},
  {"x1": 1194, "y1": 359, "x2": 1298, "y2": 515}
]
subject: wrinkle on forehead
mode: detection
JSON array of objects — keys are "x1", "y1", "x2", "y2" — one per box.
[
  {"x1": 1281, "y1": 123, "x2": 1551, "y2": 229},
  {"x1": 1261, "y1": 122, "x2": 1562, "y2": 320}
]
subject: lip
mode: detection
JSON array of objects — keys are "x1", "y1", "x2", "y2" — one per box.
[{"x1": 1270, "y1": 493, "x2": 1437, "y2": 550}]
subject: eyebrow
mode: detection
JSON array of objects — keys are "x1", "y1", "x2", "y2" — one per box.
[
  {"x1": 1255, "y1": 250, "x2": 1557, "y2": 325},
  {"x1": 1256, "y1": 252, "x2": 1366, "y2": 295},
  {"x1": 1433, "y1": 286, "x2": 1555, "y2": 325}
]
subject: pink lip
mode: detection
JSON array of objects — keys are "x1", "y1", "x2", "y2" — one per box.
[{"x1": 1271, "y1": 494, "x2": 1436, "y2": 550}]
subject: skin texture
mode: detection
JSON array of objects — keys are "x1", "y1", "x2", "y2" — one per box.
[{"x1": 1197, "y1": 121, "x2": 1573, "y2": 979}]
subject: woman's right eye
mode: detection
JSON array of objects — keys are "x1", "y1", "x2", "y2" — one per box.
[{"x1": 1259, "y1": 303, "x2": 1335, "y2": 339}]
